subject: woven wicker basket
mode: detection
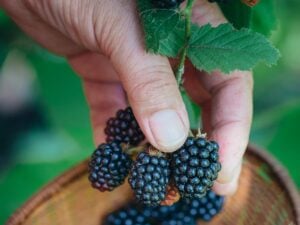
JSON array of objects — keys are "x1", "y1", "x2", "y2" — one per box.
[{"x1": 6, "y1": 145, "x2": 300, "y2": 225}]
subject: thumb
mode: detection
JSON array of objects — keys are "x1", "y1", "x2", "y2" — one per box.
[
  {"x1": 107, "y1": 17, "x2": 189, "y2": 152},
  {"x1": 113, "y1": 49, "x2": 189, "y2": 152}
]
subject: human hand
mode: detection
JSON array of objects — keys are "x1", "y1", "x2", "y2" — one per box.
[{"x1": 1, "y1": 0, "x2": 252, "y2": 195}]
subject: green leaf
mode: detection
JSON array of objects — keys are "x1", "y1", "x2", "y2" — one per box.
[
  {"x1": 251, "y1": 0, "x2": 277, "y2": 36},
  {"x1": 181, "y1": 90, "x2": 200, "y2": 129},
  {"x1": 219, "y1": 1, "x2": 252, "y2": 29},
  {"x1": 187, "y1": 23, "x2": 280, "y2": 73},
  {"x1": 0, "y1": 10, "x2": 10, "y2": 27},
  {"x1": 137, "y1": 0, "x2": 185, "y2": 57}
]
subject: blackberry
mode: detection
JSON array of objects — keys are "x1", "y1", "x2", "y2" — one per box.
[
  {"x1": 161, "y1": 212, "x2": 196, "y2": 225},
  {"x1": 152, "y1": 0, "x2": 185, "y2": 9},
  {"x1": 104, "y1": 204, "x2": 152, "y2": 225},
  {"x1": 142, "y1": 202, "x2": 179, "y2": 222},
  {"x1": 183, "y1": 191, "x2": 225, "y2": 221},
  {"x1": 129, "y1": 150, "x2": 171, "y2": 206},
  {"x1": 171, "y1": 137, "x2": 221, "y2": 199},
  {"x1": 88, "y1": 141, "x2": 132, "y2": 191},
  {"x1": 105, "y1": 107, "x2": 144, "y2": 146}
]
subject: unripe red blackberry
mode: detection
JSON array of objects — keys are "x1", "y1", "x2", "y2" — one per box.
[
  {"x1": 88, "y1": 141, "x2": 132, "y2": 192},
  {"x1": 129, "y1": 149, "x2": 171, "y2": 206},
  {"x1": 171, "y1": 137, "x2": 221, "y2": 199},
  {"x1": 105, "y1": 107, "x2": 144, "y2": 146}
]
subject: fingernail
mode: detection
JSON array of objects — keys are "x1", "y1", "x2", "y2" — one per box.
[{"x1": 149, "y1": 109, "x2": 187, "y2": 152}]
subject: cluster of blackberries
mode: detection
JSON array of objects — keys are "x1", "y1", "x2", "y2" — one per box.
[
  {"x1": 89, "y1": 106, "x2": 221, "y2": 207},
  {"x1": 89, "y1": 107, "x2": 144, "y2": 192},
  {"x1": 151, "y1": 0, "x2": 185, "y2": 9},
  {"x1": 172, "y1": 137, "x2": 221, "y2": 199},
  {"x1": 104, "y1": 191, "x2": 225, "y2": 225},
  {"x1": 128, "y1": 136, "x2": 221, "y2": 206}
]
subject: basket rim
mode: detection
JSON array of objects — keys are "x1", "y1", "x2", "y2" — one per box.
[{"x1": 5, "y1": 144, "x2": 300, "y2": 225}]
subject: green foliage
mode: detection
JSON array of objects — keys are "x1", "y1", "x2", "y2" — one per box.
[
  {"x1": 0, "y1": 160, "x2": 81, "y2": 224},
  {"x1": 137, "y1": 0, "x2": 185, "y2": 57},
  {"x1": 0, "y1": 10, "x2": 10, "y2": 27},
  {"x1": 219, "y1": 1, "x2": 252, "y2": 29},
  {"x1": 187, "y1": 23, "x2": 280, "y2": 73},
  {"x1": 251, "y1": 0, "x2": 277, "y2": 36},
  {"x1": 181, "y1": 91, "x2": 200, "y2": 129},
  {"x1": 251, "y1": 100, "x2": 300, "y2": 187},
  {"x1": 0, "y1": 15, "x2": 14, "y2": 66},
  {"x1": 137, "y1": 0, "x2": 280, "y2": 74},
  {"x1": 219, "y1": 0, "x2": 277, "y2": 36}
]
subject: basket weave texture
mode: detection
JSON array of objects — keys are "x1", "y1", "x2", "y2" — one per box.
[{"x1": 6, "y1": 145, "x2": 300, "y2": 225}]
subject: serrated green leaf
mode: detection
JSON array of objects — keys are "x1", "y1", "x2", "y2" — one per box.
[
  {"x1": 251, "y1": 0, "x2": 277, "y2": 37},
  {"x1": 219, "y1": 1, "x2": 252, "y2": 29},
  {"x1": 187, "y1": 23, "x2": 280, "y2": 73},
  {"x1": 137, "y1": 0, "x2": 185, "y2": 57}
]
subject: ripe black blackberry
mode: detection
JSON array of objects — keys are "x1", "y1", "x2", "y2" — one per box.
[
  {"x1": 142, "y1": 202, "x2": 180, "y2": 222},
  {"x1": 88, "y1": 141, "x2": 132, "y2": 192},
  {"x1": 105, "y1": 107, "x2": 144, "y2": 146},
  {"x1": 104, "y1": 204, "x2": 152, "y2": 225},
  {"x1": 161, "y1": 211, "x2": 196, "y2": 225},
  {"x1": 129, "y1": 149, "x2": 171, "y2": 206},
  {"x1": 152, "y1": 0, "x2": 185, "y2": 9},
  {"x1": 171, "y1": 136, "x2": 221, "y2": 199},
  {"x1": 183, "y1": 191, "x2": 225, "y2": 221}
]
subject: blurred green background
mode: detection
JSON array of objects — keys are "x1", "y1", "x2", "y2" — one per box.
[{"x1": 0, "y1": 0, "x2": 299, "y2": 224}]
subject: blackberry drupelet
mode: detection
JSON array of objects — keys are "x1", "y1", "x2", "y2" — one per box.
[
  {"x1": 104, "y1": 205, "x2": 152, "y2": 225},
  {"x1": 88, "y1": 142, "x2": 132, "y2": 192},
  {"x1": 129, "y1": 150, "x2": 171, "y2": 206},
  {"x1": 161, "y1": 211, "x2": 196, "y2": 225},
  {"x1": 171, "y1": 137, "x2": 221, "y2": 199},
  {"x1": 152, "y1": 0, "x2": 185, "y2": 9},
  {"x1": 183, "y1": 191, "x2": 225, "y2": 221},
  {"x1": 105, "y1": 107, "x2": 144, "y2": 146}
]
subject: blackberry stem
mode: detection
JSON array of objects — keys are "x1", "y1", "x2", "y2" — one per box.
[
  {"x1": 124, "y1": 144, "x2": 146, "y2": 155},
  {"x1": 175, "y1": 0, "x2": 195, "y2": 89}
]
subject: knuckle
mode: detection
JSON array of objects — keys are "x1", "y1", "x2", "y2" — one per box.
[
  {"x1": 93, "y1": 2, "x2": 135, "y2": 55},
  {"x1": 127, "y1": 66, "x2": 176, "y2": 106}
]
